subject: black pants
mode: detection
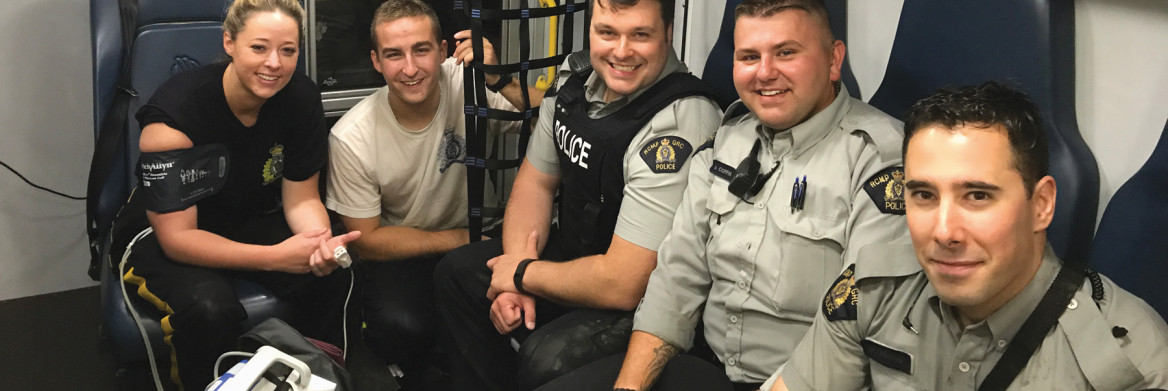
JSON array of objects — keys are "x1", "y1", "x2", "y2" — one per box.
[
  {"x1": 534, "y1": 353, "x2": 739, "y2": 391},
  {"x1": 434, "y1": 237, "x2": 635, "y2": 391},
  {"x1": 360, "y1": 255, "x2": 443, "y2": 377},
  {"x1": 122, "y1": 225, "x2": 351, "y2": 391}
]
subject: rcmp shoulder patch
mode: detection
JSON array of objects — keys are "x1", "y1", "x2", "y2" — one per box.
[
  {"x1": 824, "y1": 264, "x2": 859, "y2": 321},
  {"x1": 863, "y1": 166, "x2": 906, "y2": 215},
  {"x1": 640, "y1": 136, "x2": 693, "y2": 174}
]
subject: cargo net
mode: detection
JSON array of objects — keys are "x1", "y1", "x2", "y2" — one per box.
[{"x1": 458, "y1": 0, "x2": 587, "y2": 240}]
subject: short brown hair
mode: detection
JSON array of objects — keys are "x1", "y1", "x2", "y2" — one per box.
[
  {"x1": 370, "y1": 0, "x2": 443, "y2": 49},
  {"x1": 734, "y1": 0, "x2": 834, "y2": 46},
  {"x1": 594, "y1": 0, "x2": 676, "y2": 29}
]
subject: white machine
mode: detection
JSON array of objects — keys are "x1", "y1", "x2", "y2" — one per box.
[{"x1": 207, "y1": 346, "x2": 338, "y2": 391}]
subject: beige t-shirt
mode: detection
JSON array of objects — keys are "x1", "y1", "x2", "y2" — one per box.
[{"x1": 326, "y1": 58, "x2": 518, "y2": 230}]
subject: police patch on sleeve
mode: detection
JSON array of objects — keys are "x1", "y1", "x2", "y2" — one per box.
[
  {"x1": 863, "y1": 166, "x2": 906, "y2": 215},
  {"x1": 824, "y1": 264, "x2": 859, "y2": 321},
  {"x1": 639, "y1": 136, "x2": 693, "y2": 174}
]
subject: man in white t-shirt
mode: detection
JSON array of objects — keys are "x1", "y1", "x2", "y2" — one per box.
[{"x1": 324, "y1": 0, "x2": 539, "y2": 386}]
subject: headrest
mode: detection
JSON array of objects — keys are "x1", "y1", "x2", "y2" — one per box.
[{"x1": 137, "y1": 0, "x2": 232, "y2": 27}]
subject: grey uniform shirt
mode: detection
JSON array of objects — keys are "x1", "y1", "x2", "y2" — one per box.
[
  {"x1": 781, "y1": 243, "x2": 1168, "y2": 390},
  {"x1": 634, "y1": 90, "x2": 908, "y2": 383},
  {"x1": 524, "y1": 48, "x2": 722, "y2": 250}
]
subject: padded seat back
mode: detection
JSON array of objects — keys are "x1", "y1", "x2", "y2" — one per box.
[
  {"x1": 90, "y1": 0, "x2": 291, "y2": 368},
  {"x1": 91, "y1": 0, "x2": 233, "y2": 246},
  {"x1": 1090, "y1": 120, "x2": 1168, "y2": 317},
  {"x1": 866, "y1": 0, "x2": 1099, "y2": 259}
]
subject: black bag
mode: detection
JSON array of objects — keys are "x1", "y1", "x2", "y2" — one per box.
[{"x1": 237, "y1": 318, "x2": 355, "y2": 391}]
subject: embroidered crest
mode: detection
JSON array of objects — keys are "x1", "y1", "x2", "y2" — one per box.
[
  {"x1": 824, "y1": 264, "x2": 859, "y2": 321},
  {"x1": 438, "y1": 126, "x2": 465, "y2": 173},
  {"x1": 639, "y1": 136, "x2": 693, "y2": 174},
  {"x1": 863, "y1": 166, "x2": 905, "y2": 215},
  {"x1": 261, "y1": 144, "x2": 284, "y2": 185}
]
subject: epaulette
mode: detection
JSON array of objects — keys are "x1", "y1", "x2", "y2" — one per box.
[
  {"x1": 721, "y1": 100, "x2": 750, "y2": 125},
  {"x1": 843, "y1": 101, "x2": 906, "y2": 164},
  {"x1": 695, "y1": 131, "x2": 716, "y2": 155},
  {"x1": 852, "y1": 243, "x2": 921, "y2": 282}
]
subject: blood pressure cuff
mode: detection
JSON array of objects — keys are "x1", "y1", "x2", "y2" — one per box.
[{"x1": 136, "y1": 143, "x2": 230, "y2": 213}]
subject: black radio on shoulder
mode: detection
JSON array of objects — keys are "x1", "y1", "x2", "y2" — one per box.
[{"x1": 727, "y1": 139, "x2": 777, "y2": 201}]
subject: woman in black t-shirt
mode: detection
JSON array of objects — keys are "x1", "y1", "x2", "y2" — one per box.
[{"x1": 117, "y1": 0, "x2": 360, "y2": 389}]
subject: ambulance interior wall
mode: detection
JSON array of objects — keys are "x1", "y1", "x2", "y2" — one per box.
[{"x1": 0, "y1": 0, "x2": 1165, "y2": 303}]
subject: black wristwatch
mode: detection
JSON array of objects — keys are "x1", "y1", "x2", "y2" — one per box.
[
  {"x1": 486, "y1": 73, "x2": 513, "y2": 93},
  {"x1": 514, "y1": 258, "x2": 537, "y2": 295}
]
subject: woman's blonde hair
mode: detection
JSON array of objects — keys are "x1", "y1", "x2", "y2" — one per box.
[{"x1": 223, "y1": 0, "x2": 306, "y2": 41}]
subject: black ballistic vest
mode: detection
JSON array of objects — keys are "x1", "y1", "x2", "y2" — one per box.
[{"x1": 551, "y1": 64, "x2": 719, "y2": 258}]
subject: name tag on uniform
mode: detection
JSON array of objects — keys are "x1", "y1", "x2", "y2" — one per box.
[
  {"x1": 861, "y1": 339, "x2": 912, "y2": 375},
  {"x1": 711, "y1": 160, "x2": 734, "y2": 181}
]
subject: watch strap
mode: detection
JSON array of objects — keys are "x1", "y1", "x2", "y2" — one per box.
[{"x1": 514, "y1": 258, "x2": 537, "y2": 295}]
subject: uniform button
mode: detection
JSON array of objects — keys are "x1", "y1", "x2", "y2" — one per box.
[
  {"x1": 997, "y1": 340, "x2": 1008, "y2": 349},
  {"x1": 1067, "y1": 299, "x2": 1078, "y2": 310},
  {"x1": 737, "y1": 281, "x2": 747, "y2": 289},
  {"x1": 812, "y1": 230, "x2": 821, "y2": 238},
  {"x1": 727, "y1": 357, "x2": 737, "y2": 366},
  {"x1": 958, "y1": 362, "x2": 970, "y2": 372},
  {"x1": 756, "y1": 202, "x2": 765, "y2": 210},
  {"x1": 730, "y1": 315, "x2": 739, "y2": 323}
]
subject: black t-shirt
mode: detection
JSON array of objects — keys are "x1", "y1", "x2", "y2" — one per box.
[{"x1": 134, "y1": 62, "x2": 327, "y2": 239}]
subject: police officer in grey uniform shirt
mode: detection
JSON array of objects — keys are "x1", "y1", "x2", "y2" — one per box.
[
  {"x1": 433, "y1": 0, "x2": 724, "y2": 389},
  {"x1": 772, "y1": 82, "x2": 1168, "y2": 391},
  {"x1": 530, "y1": 2, "x2": 908, "y2": 391}
]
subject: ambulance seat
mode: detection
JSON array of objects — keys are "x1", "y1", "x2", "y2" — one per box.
[
  {"x1": 90, "y1": 0, "x2": 290, "y2": 384},
  {"x1": 866, "y1": 0, "x2": 1099, "y2": 260},
  {"x1": 1090, "y1": 119, "x2": 1168, "y2": 318}
]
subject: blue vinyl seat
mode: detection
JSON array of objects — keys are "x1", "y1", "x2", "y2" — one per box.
[
  {"x1": 1090, "y1": 119, "x2": 1168, "y2": 318},
  {"x1": 90, "y1": 0, "x2": 289, "y2": 385},
  {"x1": 865, "y1": 0, "x2": 1099, "y2": 260}
]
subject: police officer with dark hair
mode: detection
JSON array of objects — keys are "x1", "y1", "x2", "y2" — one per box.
[
  {"x1": 771, "y1": 81, "x2": 1168, "y2": 390},
  {"x1": 432, "y1": 0, "x2": 724, "y2": 389}
]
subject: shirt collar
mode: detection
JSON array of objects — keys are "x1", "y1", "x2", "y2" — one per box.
[
  {"x1": 755, "y1": 86, "x2": 851, "y2": 157},
  {"x1": 583, "y1": 47, "x2": 687, "y2": 106},
  {"x1": 928, "y1": 244, "x2": 1060, "y2": 340},
  {"x1": 984, "y1": 244, "x2": 1060, "y2": 341}
]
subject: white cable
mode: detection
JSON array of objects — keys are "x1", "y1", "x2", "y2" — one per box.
[
  {"x1": 213, "y1": 351, "x2": 255, "y2": 380},
  {"x1": 342, "y1": 267, "x2": 354, "y2": 361},
  {"x1": 119, "y1": 227, "x2": 166, "y2": 391}
]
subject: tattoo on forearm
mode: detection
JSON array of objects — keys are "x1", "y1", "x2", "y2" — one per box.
[{"x1": 645, "y1": 343, "x2": 679, "y2": 388}]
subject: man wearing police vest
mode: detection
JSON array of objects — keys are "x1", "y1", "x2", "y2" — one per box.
[
  {"x1": 432, "y1": 0, "x2": 723, "y2": 389},
  {"x1": 534, "y1": 1, "x2": 909, "y2": 390}
]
